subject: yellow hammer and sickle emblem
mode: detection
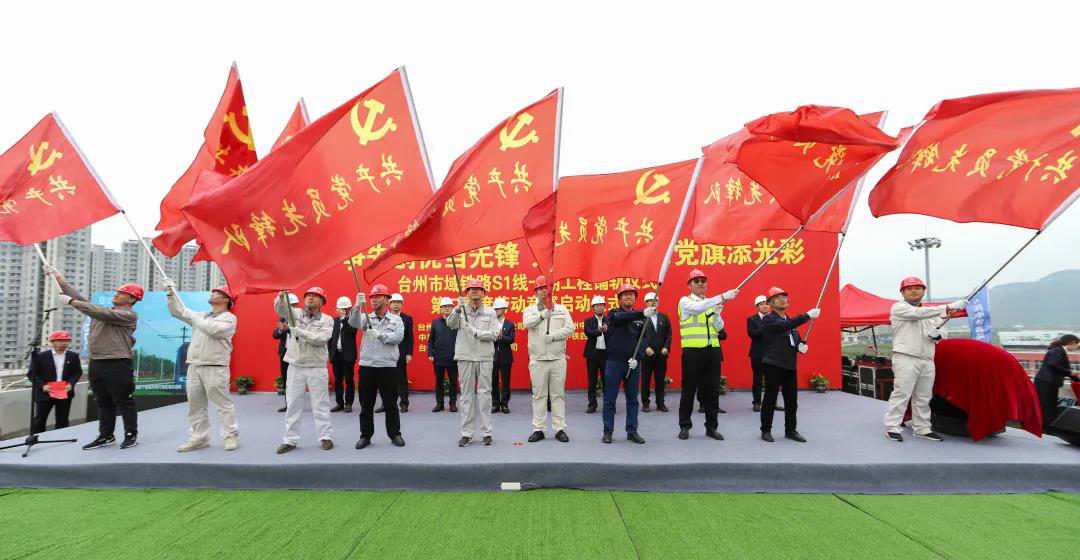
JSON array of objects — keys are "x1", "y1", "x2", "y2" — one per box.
[
  {"x1": 498, "y1": 112, "x2": 539, "y2": 152},
  {"x1": 351, "y1": 99, "x2": 397, "y2": 146},
  {"x1": 27, "y1": 142, "x2": 62, "y2": 176},
  {"x1": 633, "y1": 170, "x2": 671, "y2": 205},
  {"x1": 223, "y1": 106, "x2": 256, "y2": 152}
]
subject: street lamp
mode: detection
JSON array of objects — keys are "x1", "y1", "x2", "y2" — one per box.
[{"x1": 908, "y1": 237, "x2": 942, "y2": 301}]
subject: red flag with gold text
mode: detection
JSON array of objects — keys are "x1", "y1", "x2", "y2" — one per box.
[
  {"x1": 0, "y1": 113, "x2": 120, "y2": 244},
  {"x1": 869, "y1": 88, "x2": 1080, "y2": 230},
  {"x1": 182, "y1": 68, "x2": 436, "y2": 293},
  {"x1": 365, "y1": 89, "x2": 562, "y2": 283},
  {"x1": 154, "y1": 64, "x2": 258, "y2": 256}
]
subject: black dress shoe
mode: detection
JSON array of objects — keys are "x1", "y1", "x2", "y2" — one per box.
[
  {"x1": 355, "y1": 437, "x2": 371, "y2": 449},
  {"x1": 642, "y1": 403, "x2": 652, "y2": 412},
  {"x1": 391, "y1": 435, "x2": 406, "y2": 447},
  {"x1": 458, "y1": 436, "x2": 471, "y2": 447},
  {"x1": 705, "y1": 429, "x2": 724, "y2": 441},
  {"x1": 627, "y1": 432, "x2": 646, "y2": 444},
  {"x1": 753, "y1": 404, "x2": 761, "y2": 412},
  {"x1": 717, "y1": 408, "x2": 727, "y2": 414},
  {"x1": 761, "y1": 431, "x2": 774, "y2": 442},
  {"x1": 330, "y1": 404, "x2": 345, "y2": 412},
  {"x1": 482, "y1": 436, "x2": 493, "y2": 446},
  {"x1": 602, "y1": 431, "x2": 613, "y2": 444},
  {"x1": 343, "y1": 405, "x2": 352, "y2": 413},
  {"x1": 656, "y1": 404, "x2": 669, "y2": 412},
  {"x1": 554, "y1": 430, "x2": 569, "y2": 443},
  {"x1": 678, "y1": 428, "x2": 689, "y2": 440},
  {"x1": 449, "y1": 403, "x2": 458, "y2": 413},
  {"x1": 785, "y1": 431, "x2": 806, "y2": 443},
  {"x1": 432, "y1": 404, "x2": 445, "y2": 412},
  {"x1": 528, "y1": 431, "x2": 545, "y2": 443},
  {"x1": 586, "y1": 404, "x2": 597, "y2": 414},
  {"x1": 491, "y1": 406, "x2": 500, "y2": 414},
  {"x1": 698, "y1": 405, "x2": 705, "y2": 413},
  {"x1": 501, "y1": 405, "x2": 509, "y2": 414},
  {"x1": 400, "y1": 403, "x2": 409, "y2": 413},
  {"x1": 375, "y1": 406, "x2": 385, "y2": 413},
  {"x1": 775, "y1": 405, "x2": 785, "y2": 411},
  {"x1": 277, "y1": 406, "x2": 287, "y2": 413}
]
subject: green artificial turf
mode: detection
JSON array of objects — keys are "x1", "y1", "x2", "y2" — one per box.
[{"x1": 1, "y1": 489, "x2": 1079, "y2": 559}]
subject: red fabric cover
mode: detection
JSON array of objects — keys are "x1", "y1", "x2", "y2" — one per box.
[
  {"x1": 932, "y1": 338, "x2": 1043, "y2": 441},
  {"x1": 839, "y1": 284, "x2": 965, "y2": 328}
]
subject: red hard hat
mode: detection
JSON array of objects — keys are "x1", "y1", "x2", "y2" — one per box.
[
  {"x1": 304, "y1": 287, "x2": 326, "y2": 301},
  {"x1": 534, "y1": 275, "x2": 548, "y2": 289},
  {"x1": 766, "y1": 286, "x2": 787, "y2": 299},
  {"x1": 212, "y1": 285, "x2": 237, "y2": 304},
  {"x1": 465, "y1": 279, "x2": 485, "y2": 291},
  {"x1": 687, "y1": 269, "x2": 707, "y2": 283},
  {"x1": 617, "y1": 283, "x2": 638, "y2": 296},
  {"x1": 117, "y1": 283, "x2": 144, "y2": 301},
  {"x1": 370, "y1": 284, "x2": 390, "y2": 297},
  {"x1": 900, "y1": 276, "x2": 926, "y2": 292},
  {"x1": 48, "y1": 330, "x2": 72, "y2": 342}
]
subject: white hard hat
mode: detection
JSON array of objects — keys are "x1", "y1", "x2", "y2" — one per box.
[
  {"x1": 390, "y1": 293, "x2": 404, "y2": 303},
  {"x1": 492, "y1": 297, "x2": 509, "y2": 310},
  {"x1": 287, "y1": 293, "x2": 300, "y2": 305},
  {"x1": 644, "y1": 292, "x2": 658, "y2": 302},
  {"x1": 590, "y1": 295, "x2": 606, "y2": 306},
  {"x1": 754, "y1": 295, "x2": 767, "y2": 306},
  {"x1": 336, "y1": 296, "x2": 352, "y2": 309},
  {"x1": 439, "y1": 296, "x2": 454, "y2": 307}
]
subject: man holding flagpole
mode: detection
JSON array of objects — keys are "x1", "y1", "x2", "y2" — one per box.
[
  {"x1": 446, "y1": 279, "x2": 501, "y2": 447},
  {"x1": 601, "y1": 284, "x2": 650, "y2": 444},
  {"x1": 522, "y1": 276, "x2": 575, "y2": 443},
  {"x1": 677, "y1": 270, "x2": 737, "y2": 441},
  {"x1": 275, "y1": 288, "x2": 335, "y2": 454}
]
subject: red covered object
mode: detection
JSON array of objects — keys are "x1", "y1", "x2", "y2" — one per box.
[
  {"x1": 933, "y1": 338, "x2": 1043, "y2": 441},
  {"x1": 839, "y1": 284, "x2": 964, "y2": 328}
]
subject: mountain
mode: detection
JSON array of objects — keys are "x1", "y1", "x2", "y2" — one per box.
[{"x1": 986, "y1": 270, "x2": 1080, "y2": 329}]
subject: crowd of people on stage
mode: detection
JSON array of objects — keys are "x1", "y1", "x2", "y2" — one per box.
[{"x1": 28, "y1": 264, "x2": 1080, "y2": 453}]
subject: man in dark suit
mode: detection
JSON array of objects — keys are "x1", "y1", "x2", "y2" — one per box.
[
  {"x1": 491, "y1": 298, "x2": 515, "y2": 414},
  {"x1": 428, "y1": 297, "x2": 459, "y2": 412},
  {"x1": 378, "y1": 293, "x2": 413, "y2": 413},
  {"x1": 758, "y1": 286, "x2": 819, "y2": 443},
  {"x1": 329, "y1": 296, "x2": 359, "y2": 412},
  {"x1": 640, "y1": 292, "x2": 672, "y2": 412},
  {"x1": 582, "y1": 295, "x2": 608, "y2": 413},
  {"x1": 27, "y1": 330, "x2": 83, "y2": 434},
  {"x1": 273, "y1": 293, "x2": 300, "y2": 412},
  {"x1": 748, "y1": 295, "x2": 781, "y2": 413}
]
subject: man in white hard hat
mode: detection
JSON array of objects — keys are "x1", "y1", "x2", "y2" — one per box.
[
  {"x1": 329, "y1": 296, "x2": 358, "y2": 413},
  {"x1": 491, "y1": 298, "x2": 515, "y2": 414},
  {"x1": 582, "y1": 295, "x2": 609, "y2": 413},
  {"x1": 523, "y1": 276, "x2": 574, "y2": 442},
  {"x1": 428, "y1": 296, "x2": 459, "y2": 412},
  {"x1": 376, "y1": 293, "x2": 413, "y2": 413},
  {"x1": 640, "y1": 292, "x2": 672, "y2": 413},
  {"x1": 275, "y1": 288, "x2": 335, "y2": 454},
  {"x1": 273, "y1": 293, "x2": 301, "y2": 412}
]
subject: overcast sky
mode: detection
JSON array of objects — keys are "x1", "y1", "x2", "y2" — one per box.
[{"x1": 2, "y1": 1, "x2": 1077, "y2": 298}]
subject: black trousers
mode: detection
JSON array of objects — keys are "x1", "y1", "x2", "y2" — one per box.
[
  {"x1": 88, "y1": 358, "x2": 137, "y2": 437},
  {"x1": 679, "y1": 348, "x2": 721, "y2": 430},
  {"x1": 751, "y1": 357, "x2": 766, "y2": 405},
  {"x1": 278, "y1": 357, "x2": 288, "y2": 403},
  {"x1": 31, "y1": 397, "x2": 72, "y2": 434},
  {"x1": 434, "y1": 364, "x2": 459, "y2": 406},
  {"x1": 586, "y1": 350, "x2": 607, "y2": 406},
  {"x1": 1034, "y1": 378, "x2": 1062, "y2": 433},
  {"x1": 760, "y1": 363, "x2": 798, "y2": 433},
  {"x1": 640, "y1": 356, "x2": 667, "y2": 406},
  {"x1": 359, "y1": 366, "x2": 401, "y2": 439},
  {"x1": 331, "y1": 356, "x2": 356, "y2": 407},
  {"x1": 397, "y1": 357, "x2": 409, "y2": 405},
  {"x1": 491, "y1": 362, "x2": 512, "y2": 407}
]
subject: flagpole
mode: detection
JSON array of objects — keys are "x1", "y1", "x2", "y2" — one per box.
[
  {"x1": 31, "y1": 244, "x2": 63, "y2": 293},
  {"x1": 544, "y1": 88, "x2": 565, "y2": 336},
  {"x1": 938, "y1": 229, "x2": 1041, "y2": 328},
  {"x1": 732, "y1": 225, "x2": 805, "y2": 291},
  {"x1": 349, "y1": 261, "x2": 372, "y2": 329},
  {"x1": 629, "y1": 157, "x2": 704, "y2": 374},
  {"x1": 119, "y1": 210, "x2": 172, "y2": 282},
  {"x1": 802, "y1": 232, "x2": 846, "y2": 343}
]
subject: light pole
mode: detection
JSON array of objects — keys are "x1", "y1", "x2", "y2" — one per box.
[{"x1": 908, "y1": 237, "x2": 942, "y2": 301}]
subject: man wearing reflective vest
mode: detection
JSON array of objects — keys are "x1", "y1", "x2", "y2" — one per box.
[
  {"x1": 677, "y1": 269, "x2": 738, "y2": 441},
  {"x1": 758, "y1": 286, "x2": 818, "y2": 443}
]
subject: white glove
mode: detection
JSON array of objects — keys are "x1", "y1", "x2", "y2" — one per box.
[
  {"x1": 57, "y1": 294, "x2": 73, "y2": 306},
  {"x1": 628, "y1": 358, "x2": 638, "y2": 370},
  {"x1": 541, "y1": 309, "x2": 551, "y2": 319},
  {"x1": 797, "y1": 343, "x2": 808, "y2": 354},
  {"x1": 458, "y1": 296, "x2": 467, "y2": 308},
  {"x1": 356, "y1": 292, "x2": 366, "y2": 306},
  {"x1": 807, "y1": 308, "x2": 821, "y2": 319},
  {"x1": 43, "y1": 264, "x2": 57, "y2": 276},
  {"x1": 162, "y1": 279, "x2": 177, "y2": 294},
  {"x1": 721, "y1": 289, "x2": 739, "y2": 301},
  {"x1": 947, "y1": 299, "x2": 969, "y2": 311},
  {"x1": 643, "y1": 306, "x2": 656, "y2": 318}
]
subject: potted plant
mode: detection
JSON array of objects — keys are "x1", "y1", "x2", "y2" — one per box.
[
  {"x1": 274, "y1": 375, "x2": 285, "y2": 396},
  {"x1": 717, "y1": 375, "x2": 728, "y2": 395},
  {"x1": 234, "y1": 376, "x2": 255, "y2": 395},
  {"x1": 809, "y1": 374, "x2": 829, "y2": 393}
]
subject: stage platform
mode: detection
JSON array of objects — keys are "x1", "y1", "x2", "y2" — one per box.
[{"x1": 1, "y1": 390, "x2": 1076, "y2": 493}]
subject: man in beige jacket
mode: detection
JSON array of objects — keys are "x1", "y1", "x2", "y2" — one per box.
[
  {"x1": 165, "y1": 281, "x2": 240, "y2": 452},
  {"x1": 275, "y1": 287, "x2": 335, "y2": 453},
  {"x1": 446, "y1": 278, "x2": 501, "y2": 447},
  {"x1": 522, "y1": 276, "x2": 575, "y2": 442}
]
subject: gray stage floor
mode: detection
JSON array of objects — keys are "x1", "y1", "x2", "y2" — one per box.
[{"x1": 1, "y1": 390, "x2": 1077, "y2": 493}]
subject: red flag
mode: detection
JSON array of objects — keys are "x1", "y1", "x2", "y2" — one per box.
[
  {"x1": 154, "y1": 64, "x2": 257, "y2": 256},
  {"x1": 181, "y1": 68, "x2": 435, "y2": 294},
  {"x1": 695, "y1": 111, "x2": 886, "y2": 242},
  {"x1": 272, "y1": 98, "x2": 311, "y2": 151},
  {"x1": 870, "y1": 88, "x2": 1080, "y2": 230},
  {"x1": 0, "y1": 113, "x2": 120, "y2": 245},
  {"x1": 365, "y1": 89, "x2": 562, "y2": 282},
  {"x1": 735, "y1": 105, "x2": 898, "y2": 225},
  {"x1": 524, "y1": 158, "x2": 701, "y2": 283}
]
